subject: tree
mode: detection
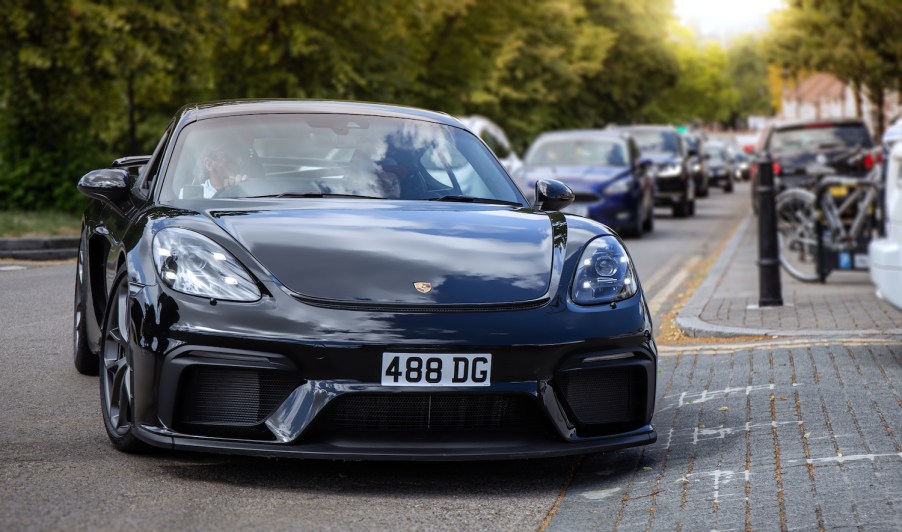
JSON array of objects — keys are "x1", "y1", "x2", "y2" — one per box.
[
  {"x1": 644, "y1": 24, "x2": 737, "y2": 125},
  {"x1": 765, "y1": 0, "x2": 902, "y2": 136}
]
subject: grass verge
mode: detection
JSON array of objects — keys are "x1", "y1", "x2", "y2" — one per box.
[{"x1": 0, "y1": 210, "x2": 81, "y2": 237}]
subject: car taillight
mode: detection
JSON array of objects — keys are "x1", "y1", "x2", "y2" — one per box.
[
  {"x1": 773, "y1": 162, "x2": 782, "y2": 175},
  {"x1": 863, "y1": 153, "x2": 874, "y2": 170}
]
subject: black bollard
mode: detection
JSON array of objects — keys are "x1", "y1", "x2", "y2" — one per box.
[{"x1": 757, "y1": 154, "x2": 783, "y2": 306}]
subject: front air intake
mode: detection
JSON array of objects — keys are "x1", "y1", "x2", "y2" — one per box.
[
  {"x1": 555, "y1": 366, "x2": 645, "y2": 437},
  {"x1": 175, "y1": 366, "x2": 298, "y2": 439}
]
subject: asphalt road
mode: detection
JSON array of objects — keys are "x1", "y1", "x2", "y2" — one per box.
[{"x1": 1, "y1": 183, "x2": 770, "y2": 531}]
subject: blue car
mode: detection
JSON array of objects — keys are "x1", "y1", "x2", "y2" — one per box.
[{"x1": 519, "y1": 130, "x2": 655, "y2": 237}]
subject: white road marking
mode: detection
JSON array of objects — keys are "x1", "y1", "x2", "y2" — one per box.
[
  {"x1": 0, "y1": 265, "x2": 26, "y2": 271},
  {"x1": 692, "y1": 421, "x2": 803, "y2": 444},
  {"x1": 788, "y1": 452, "x2": 902, "y2": 465},
  {"x1": 647, "y1": 256, "x2": 700, "y2": 318},
  {"x1": 580, "y1": 487, "x2": 621, "y2": 500},
  {"x1": 672, "y1": 383, "x2": 776, "y2": 407}
]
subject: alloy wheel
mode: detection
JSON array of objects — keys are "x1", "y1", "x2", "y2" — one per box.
[{"x1": 101, "y1": 280, "x2": 132, "y2": 434}]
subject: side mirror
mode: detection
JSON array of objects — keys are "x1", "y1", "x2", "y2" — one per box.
[
  {"x1": 637, "y1": 157, "x2": 653, "y2": 171},
  {"x1": 533, "y1": 179, "x2": 574, "y2": 211},
  {"x1": 687, "y1": 147, "x2": 699, "y2": 157},
  {"x1": 77, "y1": 168, "x2": 130, "y2": 204}
]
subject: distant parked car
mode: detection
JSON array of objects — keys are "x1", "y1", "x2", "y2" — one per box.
[
  {"x1": 702, "y1": 141, "x2": 734, "y2": 193},
  {"x1": 520, "y1": 130, "x2": 654, "y2": 237},
  {"x1": 732, "y1": 151, "x2": 751, "y2": 181},
  {"x1": 610, "y1": 125, "x2": 695, "y2": 218},
  {"x1": 751, "y1": 118, "x2": 876, "y2": 212},
  {"x1": 681, "y1": 132, "x2": 710, "y2": 197},
  {"x1": 457, "y1": 115, "x2": 522, "y2": 176}
]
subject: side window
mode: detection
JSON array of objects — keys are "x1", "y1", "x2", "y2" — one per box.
[{"x1": 137, "y1": 122, "x2": 173, "y2": 192}]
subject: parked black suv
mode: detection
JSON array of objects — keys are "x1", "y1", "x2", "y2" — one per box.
[
  {"x1": 752, "y1": 119, "x2": 876, "y2": 209},
  {"x1": 681, "y1": 132, "x2": 710, "y2": 198},
  {"x1": 612, "y1": 125, "x2": 696, "y2": 218}
]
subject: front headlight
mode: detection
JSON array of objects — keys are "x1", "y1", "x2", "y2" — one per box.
[
  {"x1": 571, "y1": 236, "x2": 638, "y2": 305},
  {"x1": 657, "y1": 164, "x2": 682, "y2": 177},
  {"x1": 152, "y1": 228, "x2": 261, "y2": 301},
  {"x1": 691, "y1": 163, "x2": 701, "y2": 173},
  {"x1": 604, "y1": 178, "x2": 631, "y2": 195}
]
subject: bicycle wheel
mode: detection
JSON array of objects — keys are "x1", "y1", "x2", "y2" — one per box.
[{"x1": 775, "y1": 188, "x2": 820, "y2": 282}]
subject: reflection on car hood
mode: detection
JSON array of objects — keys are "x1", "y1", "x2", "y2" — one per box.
[{"x1": 209, "y1": 200, "x2": 556, "y2": 305}]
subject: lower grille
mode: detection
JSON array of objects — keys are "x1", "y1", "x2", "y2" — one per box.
[
  {"x1": 175, "y1": 366, "x2": 298, "y2": 439},
  {"x1": 555, "y1": 366, "x2": 645, "y2": 437},
  {"x1": 313, "y1": 394, "x2": 544, "y2": 433}
]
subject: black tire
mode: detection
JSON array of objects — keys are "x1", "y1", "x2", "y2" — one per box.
[
  {"x1": 73, "y1": 238, "x2": 98, "y2": 375},
  {"x1": 623, "y1": 208, "x2": 644, "y2": 238},
  {"x1": 673, "y1": 195, "x2": 690, "y2": 218},
  {"x1": 688, "y1": 199, "x2": 696, "y2": 216},
  {"x1": 99, "y1": 266, "x2": 151, "y2": 453},
  {"x1": 697, "y1": 181, "x2": 709, "y2": 198},
  {"x1": 724, "y1": 178, "x2": 734, "y2": 193},
  {"x1": 643, "y1": 205, "x2": 654, "y2": 233}
]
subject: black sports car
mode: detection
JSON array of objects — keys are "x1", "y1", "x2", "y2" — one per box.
[{"x1": 73, "y1": 100, "x2": 657, "y2": 460}]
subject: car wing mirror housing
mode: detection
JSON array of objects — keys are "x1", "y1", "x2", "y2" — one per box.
[
  {"x1": 637, "y1": 157, "x2": 653, "y2": 171},
  {"x1": 77, "y1": 168, "x2": 130, "y2": 204},
  {"x1": 534, "y1": 179, "x2": 574, "y2": 211}
]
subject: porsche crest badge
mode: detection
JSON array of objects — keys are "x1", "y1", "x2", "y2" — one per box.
[{"x1": 413, "y1": 282, "x2": 432, "y2": 294}]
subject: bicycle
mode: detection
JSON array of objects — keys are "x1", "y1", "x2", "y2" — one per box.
[{"x1": 775, "y1": 165, "x2": 883, "y2": 282}]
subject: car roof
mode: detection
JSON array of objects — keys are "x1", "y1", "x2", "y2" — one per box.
[
  {"x1": 609, "y1": 125, "x2": 678, "y2": 133},
  {"x1": 773, "y1": 118, "x2": 868, "y2": 131},
  {"x1": 533, "y1": 129, "x2": 629, "y2": 142},
  {"x1": 175, "y1": 99, "x2": 463, "y2": 128}
]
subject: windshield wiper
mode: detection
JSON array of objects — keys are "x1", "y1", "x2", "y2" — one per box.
[
  {"x1": 247, "y1": 192, "x2": 383, "y2": 199},
  {"x1": 427, "y1": 195, "x2": 522, "y2": 206}
]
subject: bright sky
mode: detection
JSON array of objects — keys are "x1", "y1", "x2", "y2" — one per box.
[{"x1": 674, "y1": 0, "x2": 784, "y2": 40}]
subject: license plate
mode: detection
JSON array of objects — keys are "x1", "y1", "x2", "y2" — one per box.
[
  {"x1": 381, "y1": 353, "x2": 491, "y2": 386},
  {"x1": 829, "y1": 185, "x2": 848, "y2": 197}
]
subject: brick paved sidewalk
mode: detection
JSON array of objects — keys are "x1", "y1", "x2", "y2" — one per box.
[
  {"x1": 547, "y1": 339, "x2": 902, "y2": 531},
  {"x1": 677, "y1": 215, "x2": 902, "y2": 338}
]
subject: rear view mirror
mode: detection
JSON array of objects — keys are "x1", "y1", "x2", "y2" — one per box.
[{"x1": 77, "y1": 168, "x2": 130, "y2": 204}]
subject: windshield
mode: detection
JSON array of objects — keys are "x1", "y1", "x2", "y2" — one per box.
[
  {"x1": 525, "y1": 138, "x2": 628, "y2": 167},
  {"x1": 704, "y1": 145, "x2": 727, "y2": 162},
  {"x1": 160, "y1": 114, "x2": 525, "y2": 204},
  {"x1": 770, "y1": 124, "x2": 873, "y2": 153},
  {"x1": 629, "y1": 130, "x2": 680, "y2": 156}
]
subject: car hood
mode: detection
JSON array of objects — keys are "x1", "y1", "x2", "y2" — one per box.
[
  {"x1": 707, "y1": 161, "x2": 728, "y2": 171},
  {"x1": 209, "y1": 200, "x2": 557, "y2": 306},
  {"x1": 522, "y1": 166, "x2": 628, "y2": 183},
  {"x1": 642, "y1": 153, "x2": 681, "y2": 165}
]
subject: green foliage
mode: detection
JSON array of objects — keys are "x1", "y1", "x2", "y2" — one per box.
[
  {"x1": 644, "y1": 24, "x2": 737, "y2": 124},
  {"x1": 0, "y1": 0, "x2": 770, "y2": 211},
  {"x1": 765, "y1": 0, "x2": 902, "y2": 135}
]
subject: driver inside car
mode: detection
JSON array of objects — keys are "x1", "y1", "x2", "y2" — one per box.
[{"x1": 180, "y1": 144, "x2": 250, "y2": 199}]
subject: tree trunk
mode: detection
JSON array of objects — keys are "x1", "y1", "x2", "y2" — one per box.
[
  {"x1": 852, "y1": 79, "x2": 863, "y2": 119},
  {"x1": 870, "y1": 84, "x2": 885, "y2": 139},
  {"x1": 127, "y1": 72, "x2": 137, "y2": 155}
]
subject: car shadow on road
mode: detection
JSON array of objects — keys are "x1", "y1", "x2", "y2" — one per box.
[{"x1": 156, "y1": 452, "x2": 580, "y2": 495}]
